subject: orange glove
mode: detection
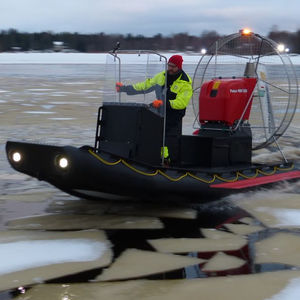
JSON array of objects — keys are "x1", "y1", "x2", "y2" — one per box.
[
  {"x1": 116, "y1": 82, "x2": 123, "y2": 92},
  {"x1": 152, "y1": 99, "x2": 163, "y2": 108}
]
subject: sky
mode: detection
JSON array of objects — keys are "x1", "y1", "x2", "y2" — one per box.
[{"x1": 0, "y1": 0, "x2": 299, "y2": 36}]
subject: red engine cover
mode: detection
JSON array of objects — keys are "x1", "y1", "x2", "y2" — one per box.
[{"x1": 199, "y1": 77, "x2": 257, "y2": 126}]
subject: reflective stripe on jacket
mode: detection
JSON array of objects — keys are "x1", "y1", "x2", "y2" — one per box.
[{"x1": 132, "y1": 71, "x2": 193, "y2": 110}]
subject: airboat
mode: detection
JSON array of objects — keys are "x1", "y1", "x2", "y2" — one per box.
[{"x1": 6, "y1": 30, "x2": 300, "y2": 201}]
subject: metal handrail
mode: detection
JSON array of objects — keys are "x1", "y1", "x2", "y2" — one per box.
[{"x1": 108, "y1": 49, "x2": 168, "y2": 165}]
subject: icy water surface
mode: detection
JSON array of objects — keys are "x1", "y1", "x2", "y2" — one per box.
[{"x1": 1, "y1": 63, "x2": 300, "y2": 299}]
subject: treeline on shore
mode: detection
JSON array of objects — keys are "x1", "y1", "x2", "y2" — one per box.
[{"x1": 1, "y1": 28, "x2": 300, "y2": 53}]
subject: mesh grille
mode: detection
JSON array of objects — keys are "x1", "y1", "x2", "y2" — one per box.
[{"x1": 192, "y1": 32, "x2": 298, "y2": 149}]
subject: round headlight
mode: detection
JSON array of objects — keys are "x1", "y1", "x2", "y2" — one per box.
[
  {"x1": 12, "y1": 152, "x2": 22, "y2": 163},
  {"x1": 58, "y1": 157, "x2": 69, "y2": 169}
]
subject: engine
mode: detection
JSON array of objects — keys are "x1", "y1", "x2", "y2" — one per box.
[{"x1": 199, "y1": 77, "x2": 257, "y2": 126}]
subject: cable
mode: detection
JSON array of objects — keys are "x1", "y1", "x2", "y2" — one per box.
[{"x1": 88, "y1": 150, "x2": 295, "y2": 185}]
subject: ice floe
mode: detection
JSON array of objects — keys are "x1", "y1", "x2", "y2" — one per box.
[
  {"x1": 0, "y1": 230, "x2": 112, "y2": 292},
  {"x1": 13, "y1": 270, "x2": 300, "y2": 300},
  {"x1": 202, "y1": 252, "x2": 246, "y2": 272},
  {"x1": 6, "y1": 213, "x2": 164, "y2": 230},
  {"x1": 95, "y1": 249, "x2": 205, "y2": 281},
  {"x1": 148, "y1": 237, "x2": 247, "y2": 253},
  {"x1": 255, "y1": 232, "x2": 300, "y2": 266}
]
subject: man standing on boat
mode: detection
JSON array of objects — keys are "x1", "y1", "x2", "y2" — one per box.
[{"x1": 116, "y1": 55, "x2": 193, "y2": 165}]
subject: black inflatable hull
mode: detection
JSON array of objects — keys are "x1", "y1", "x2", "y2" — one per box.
[{"x1": 6, "y1": 141, "x2": 300, "y2": 202}]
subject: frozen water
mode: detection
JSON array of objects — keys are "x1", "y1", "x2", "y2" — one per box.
[
  {"x1": 22, "y1": 111, "x2": 56, "y2": 114},
  {"x1": 0, "y1": 52, "x2": 299, "y2": 65},
  {"x1": 256, "y1": 207, "x2": 300, "y2": 227},
  {"x1": 0, "y1": 239, "x2": 107, "y2": 275},
  {"x1": 265, "y1": 278, "x2": 300, "y2": 300}
]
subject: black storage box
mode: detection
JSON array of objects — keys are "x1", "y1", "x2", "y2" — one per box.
[
  {"x1": 180, "y1": 124, "x2": 252, "y2": 167},
  {"x1": 98, "y1": 102, "x2": 163, "y2": 165}
]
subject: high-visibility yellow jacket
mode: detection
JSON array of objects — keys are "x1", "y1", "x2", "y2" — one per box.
[{"x1": 132, "y1": 70, "x2": 193, "y2": 110}]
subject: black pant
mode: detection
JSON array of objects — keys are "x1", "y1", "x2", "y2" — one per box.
[{"x1": 165, "y1": 116, "x2": 183, "y2": 163}]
